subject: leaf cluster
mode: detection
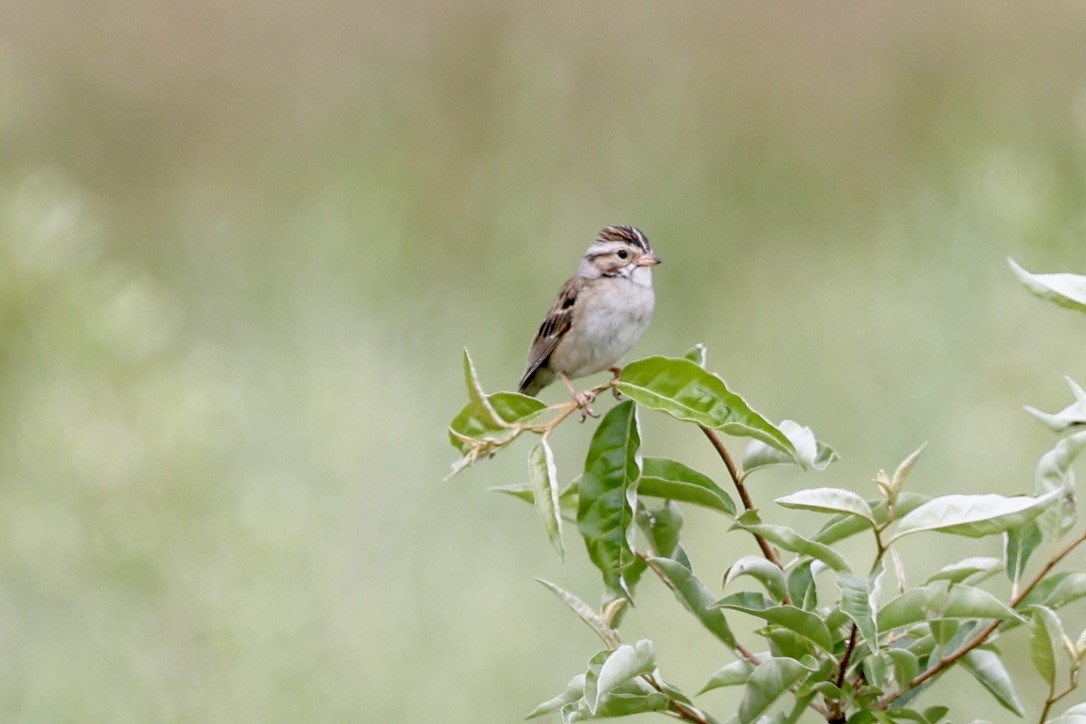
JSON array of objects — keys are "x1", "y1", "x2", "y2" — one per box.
[{"x1": 447, "y1": 263, "x2": 1086, "y2": 723}]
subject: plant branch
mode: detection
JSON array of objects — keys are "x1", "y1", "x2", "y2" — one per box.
[
  {"x1": 641, "y1": 673, "x2": 717, "y2": 724},
  {"x1": 877, "y1": 527, "x2": 1086, "y2": 710},
  {"x1": 699, "y1": 426, "x2": 787, "y2": 574},
  {"x1": 836, "y1": 625, "x2": 858, "y2": 689}
]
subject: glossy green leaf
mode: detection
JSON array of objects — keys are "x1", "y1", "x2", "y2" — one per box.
[
  {"x1": 616, "y1": 356, "x2": 797, "y2": 458},
  {"x1": 1009, "y1": 258, "x2": 1086, "y2": 313},
  {"x1": 525, "y1": 674, "x2": 585, "y2": 719},
  {"x1": 890, "y1": 490, "x2": 1059, "y2": 541},
  {"x1": 743, "y1": 419, "x2": 838, "y2": 474},
  {"x1": 776, "y1": 487, "x2": 875, "y2": 524},
  {"x1": 528, "y1": 441, "x2": 564, "y2": 559},
  {"x1": 1004, "y1": 522, "x2": 1042, "y2": 589},
  {"x1": 1017, "y1": 572, "x2": 1086, "y2": 611},
  {"x1": 684, "y1": 343, "x2": 707, "y2": 367},
  {"x1": 715, "y1": 595, "x2": 834, "y2": 653},
  {"x1": 589, "y1": 640, "x2": 656, "y2": 713},
  {"x1": 839, "y1": 566, "x2": 883, "y2": 656},
  {"x1": 813, "y1": 492, "x2": 929, "y2": 545},
  {"x1": 733, "y1": 512, "x2": 850, "y2": 572},
  {"x1": 700, "y1": 659, "x2": 757, "y2": 693},
  {"x1": 640, "y1": 457, "x2": 736, "y2": 515},
  {"x1": 448, "y1": 391, "x2": 546, "y2": 453},
  {"x1": 959, "y1": 648, "x2": 1024, "y2": 716},
  {"x1": 724, "y1": 555, "x2": 789, "y2": 602},
  {"x1": 535, "y1": 578, "x2": 618, "y2": 648},
  {"x1": 878, "y1": 581, "x2": 1024, "y2": 631},
  {"x1": 1025, "y1": 377, "x2": 1086, "y2": 432},
  {"x1": 925, "y1": 557, "x2": 1002, "y2": 586},
  {"x1": 738, "y1": 657, "x2": 811, "y2": 724},
  {"x1": 649, "y1": 556, "x2": 737, "y2": 647},
  {"x1": 578, "y1": 400, "x2": 641, "y2": 597}
]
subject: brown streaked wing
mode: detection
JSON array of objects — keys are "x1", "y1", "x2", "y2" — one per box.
[{"x1": 518, "y1": 277, "x2": 578, "y2": 393}]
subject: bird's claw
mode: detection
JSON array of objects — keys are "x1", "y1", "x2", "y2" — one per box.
[
  {"x1": 608, "y1": 366, "x2": 624, "y2": 399},
  {"x1": 575, "y1": 390, "x2": 599, "y2": 421}
]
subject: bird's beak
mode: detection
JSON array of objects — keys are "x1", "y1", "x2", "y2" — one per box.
[{"x1": 636, "y1": 252, "x2": 662, "y2": 267}]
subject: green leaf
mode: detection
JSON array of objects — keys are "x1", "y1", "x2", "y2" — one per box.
[
  {"x1": 462, "y1": 349, "x2": 506, "y2": 428},
  {"x1": 743, "y1": 419, "x2": 838, "y2": 474},
  {"x1": 733, "y1": 512, "x2": 850, "y2": 572},
  {"x1": 1004, "y1": 522, "x2": 1042, "y2": 589},
  {"x1": 1026, "y1": 377, "x2": 1086, "y2": 432},
  {"x1": 1029, "y1": 606, "x2": 1061, "y2": 687},
  {"x1": 637, "y1": 501, "x2": 683, "y2": 560},
  {"x1": 1034, "y1": 431, "x2": 1086, "y2": 541},
  {"x1": 788, "y1": 561, "x2": 818, "y2": 611},
  {"x1": 839, "y1": 566, "x2": 883, "y2": 657},
  {"x1": 649, "y1": 557, "x2": 737, "y2": 647},
  {"x1": 448, "y1": 391, "x2": 546, "y2": 453},
  {"x1": 959, "y1": 648, "x2": 1024, "y2": 716},
  {"x1": 528, "y1": 442, "x2": 564, "y2": 559},
  {"x1": 889, "y1": 490, "x2": 1059, "y2": 542},
  {"x1": 885, "y1": 443, "x2": 928, "y2": 502},
  {"x1": 878, "y1": 581, "x2": 1024, "y2": 632},
  {"x1": 813, "y1": 493, "x2": 930, "y2": 545},
  {"x1": 724, "y1": 555, "x2": 789, "y2": 602},
  {"x1": 925, "y1": 557, "x2": 1002, "y2": 586},
  {"x1": 714, "y1": 596, "x2": 834, "y2": 653},
  {"x1": 525, "y1": 674, "x2": 585, "y2": 719},
  {"x1": 885, "y1": 648, "x2": 918, "y2": 691},
  {"x1": 589, "y1": 640, "x2": 656, "y2": 713},
  {"x1": 1017, "y1": 572, "x2": 1086, "y2": 611},
  {"x1": 922, "y1": 705, "x2": 949, "y2": 723},
  {"x1": 535, "y1": 578, "x2": 618, "y2": 648},
  {"x1": 738, "y1": 657, "x2": 811, "y2": 724},
  {"x1": 640, "y1": 457, "x2": 736, "y2": 515},
  {"x1": 700, "y1": 659, "x2": 757, "y2": 693},
  {"x1": 684, "y1": 343, "x2": 707, "y2": 367},
  {"x1": 776, "y1": 488, "x2": 875, "y2": 525},
  {"x1": 578, "y1": 400, "x2": 642, "y2": 598},
  {"x1": 616, "y1": 356, "x2": 798, "y2": 459},
  {"x1": 1008, "y1": 258, "x2": 1086, "y2": 313}
]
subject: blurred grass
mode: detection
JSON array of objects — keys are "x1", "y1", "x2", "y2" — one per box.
[{"x1": 1, "y1": 2, "x2": 1086, "y2": 721}]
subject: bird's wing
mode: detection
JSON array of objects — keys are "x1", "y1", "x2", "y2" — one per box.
[{"x1": 518, "y1": 277, "x2": 578, "y2": 393}]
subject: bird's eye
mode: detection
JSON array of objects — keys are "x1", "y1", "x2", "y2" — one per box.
[{"x1": 617, "y1": 250, "x2": 629, "y2": 259}]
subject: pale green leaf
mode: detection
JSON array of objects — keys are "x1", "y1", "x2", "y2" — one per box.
[
  {"x1": 878, "y1": 581, "x2": 1023, "y2": 632},
  {"x1": 1034, "y1": 431, "x2": 1086, "y2": 541},
  {"x1": 1026, "y1": 377, "x2": 1086, "y2": 432},
  {"x1": 1029, "y1": 606, "x2": 1060, "y2": 687},
  {"x1": 813, "y1": 492, "x2": 929, "y2": 545},
  {"x1": 535, "y1": 579, "x2": 618, "y2": 648},
  {"x1": 1017, "y1": 572, "x2": 1086, "y2": 612},
  {"x1": 525, "y1": 674, "x2": 585, "y2": 719},
  {"x1": 1009, "y1": 258, "x2": 1086, "y2": 313},
  {"x1": 890, "y1": 443, "x2": 928, "y2": 498},
  {"x1": 640, "y1": 457, "x2": 736, "y2": 515},
  {"x1": 743, "y1": 419, "x2": 838, "y2": 474},
  {"x1": 714, "y1": 596, "x2": 834, "y2": 653},
  {"x1": 890, "y1": 490, "x2": 1059, "y2": 542},
  {"x1": 462, "y1": 349, "x2": 505, "y2": 428},
  {"x1": 1004, "y1": 522, "x2": 1042, "y2": 589},
  {"x1": 637, "y1": 501, "x2": 683, "y2": 560},
  {"x1": 448, "y1": 391, "x2": 546, "y2": 453},
  {"x1": 700, "y1": 659, "x2": 757, "y2": 693},
  {"x1": 590, "y1": 640, "x2": 656, "y2": 713},
  {"x1": 684, "y1": 343, "x2": 707, "y2": 367},
  {"x1": 776, "y1": 487, "x2": 874, "y2": 524},
  {"x1": 732, "y1": 512, "x2": 850, "y2": 573},
  {"x1": 926, "y1": 557, "x2": 1002, "y2": 585},
  {"x1": 578, "y1": 400, "x2": 641, "y2": 598},
  {"x1": 839, "y1": 567, "x2": 883, "y2": 656},
  {"x1": 959, "y1": 648, "x2": 1024, "y2": 716},
  {"x1": 528, "y1": 441, "x2": 564, "y2": 559},
  {"x1": 1048, "y1": 703, "x2": 1086, "y2": 723},
  {"x1": 724, "y1": 555, "x2": 789, "y2": 602},
  {"x1": 616, "y1": 356, "x2": 798, "y2": 459},
  {"x1": 885, "y1": 649, "x2": 918, "y2": 690}
]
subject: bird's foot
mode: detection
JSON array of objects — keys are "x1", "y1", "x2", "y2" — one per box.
[
  {"x1": 574, "y1": 390, "x2": 599, "y2": 421},
  {"x1": 608, "y1": 366, "x2": 624, "y2": 399}
]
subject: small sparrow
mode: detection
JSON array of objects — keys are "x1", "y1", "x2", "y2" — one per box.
[{"x1": 518, "y1": 225, "x2": 661, "y2": 416}]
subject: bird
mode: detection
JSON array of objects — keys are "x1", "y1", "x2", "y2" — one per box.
[{"x1": 518, "y1": 225, "x2": 661, "y2": 417}]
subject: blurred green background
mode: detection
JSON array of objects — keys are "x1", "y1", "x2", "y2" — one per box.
[{"x1": 2, "y1": 3, "x2": 1085, "y2": 721}]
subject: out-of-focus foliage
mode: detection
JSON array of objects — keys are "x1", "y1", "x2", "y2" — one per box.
[{"x1": 1, "y1": 2, "x2": 1085, "y2": 721}]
